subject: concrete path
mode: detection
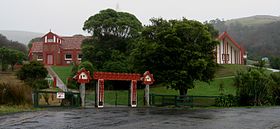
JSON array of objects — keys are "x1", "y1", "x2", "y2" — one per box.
[
  {"x1": 45, "y1": 66, "x2": 68, "y2": 91},
  {"x1": 247, "y1": 65, "x2": 280, "y2": 72}
]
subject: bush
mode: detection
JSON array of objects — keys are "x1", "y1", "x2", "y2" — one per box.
[
  {"x1": 270, "y1": 72, "x2": 280, "y2": 105},
  {"x1": 0, "y1": 82, "x2": 32, "y2": 105},
  {"x1": 234, "y1": 68, "x2": 271, "y2": 106},
  {"x1": 17, "y1": 61, "x2": 48, "y2": 90},
  {"x1": 23, "y1": 78, "x2": 49, "y2": 91},
  {"x1": 17, "y1": 61, "x2": 48, "y2": 81},
  {"x1": 215, "y1": 94, "x2": 238, "y2": 107}
]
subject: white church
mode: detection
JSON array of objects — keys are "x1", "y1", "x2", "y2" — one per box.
[{"x1": 215, "y1": 32, "x2": 246, "y2": 64}]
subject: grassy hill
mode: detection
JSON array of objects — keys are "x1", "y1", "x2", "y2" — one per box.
[
  {"x1": 226, "y1": 15, "x2": 280, "y2": 26},
  {"x1": 211, "y1": 15, "x2": 280, "y2": 59}
]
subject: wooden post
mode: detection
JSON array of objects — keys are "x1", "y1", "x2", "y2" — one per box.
[
  {"x1": 96, "y1": 79, "x2": 104, "y2": 108},
  {"x1": 80, "y1": 83, "x2": 85, "y2": 107},
  {"x1": 53, "y1": 77, "x2": 56, "y2": 88},
  {"x1": 144, "y1": 85, "x2": 150, "y2": 106},
  {"x1": 130, "y1": 80, "x2": 137, "y2": 107}
]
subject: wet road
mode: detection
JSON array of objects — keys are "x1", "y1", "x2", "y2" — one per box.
[{"x1": 1, "y1": 107, "x2": 280, "y2": 129}]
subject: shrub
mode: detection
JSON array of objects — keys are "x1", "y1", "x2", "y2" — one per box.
[
  {"x1": 17, "y1": 61, "x2": 48, "y2": 81},
  {"x1": 234, "y1": 68, "x2": 271, "y2": 106},
  {"x1": 270, "y1": 72, "x2": 280, "y2": 105},
  {"x1": 215, "y1": 94, "x2": 238, "y2": 107},
  {"x1": 23, "y1": 78, "x2": 49, "y2": 91},
  {"x1": 0, "y1": 82, "x2": 32, "y2": 105},
  {"x1": 17, "y1": 61, "x2": 48, "y2": 90}
]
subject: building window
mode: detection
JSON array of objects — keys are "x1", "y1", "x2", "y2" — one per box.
[
  {"x1": 65, "y1": 54, "x2": 72, "y2": 60},
  {"x1": 37, "y1": 54, "x2": 43, "y2": 61},
  {"x1": 222, "y1": 54, "x2": 229, "y2": 61},
  {"x1": 47, "y1": 38, "x2": 54, "y2": 42},
  {"x1": 77, "y1": 54, "x2": 82, "y2": 60}
]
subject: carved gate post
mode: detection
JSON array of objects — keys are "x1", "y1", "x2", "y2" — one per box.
[
  {"x1": 130, "y1": 80, "x2": 137, "y2": 107},
  {"x1": 96, "y1": 79, "x2": 104, "y2": 108}
]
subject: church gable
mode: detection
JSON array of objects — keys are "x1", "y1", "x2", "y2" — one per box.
[{"x1": 216, "y1": 32, "x2": 245, "y2": 65}]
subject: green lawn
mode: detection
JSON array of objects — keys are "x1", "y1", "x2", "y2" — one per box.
[
  {"x1": 51, "y1": 65, "x2": 73, "y2": 84},
  {"x1": 0, "y1": 105, "x2": 35, "y2": 115},
  {"x1": 215, "y1": 64, "x2": 248, "y2": 78},
  {"x1": 150, "y1": 77, "x2": 236, "y2": 96}
]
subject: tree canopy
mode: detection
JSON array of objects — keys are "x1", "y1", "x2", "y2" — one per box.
[
  {"x1": 0, "y1": 47, "x2": 25, "y2": 71},
  {"x1": 83, "y1": 8, "x2": 142, "y2": 39},
  {"x1": 82, "y1": 9, "x2": 142, "y2": 72},
  {"x1": 131, "y1": 18, "x2": 218, "y2": 96}
]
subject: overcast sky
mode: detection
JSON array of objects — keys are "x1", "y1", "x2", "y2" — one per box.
[{"x1": 1, "y1": 0, "x2": 280, "y2": 36}]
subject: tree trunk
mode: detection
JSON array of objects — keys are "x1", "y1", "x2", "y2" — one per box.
[
  {"x1": 11, "y1": 64, "x2": 14, "y2": 71},
  {"x1": 179, "y1": 88, "x2": 188, "y2": 96}
]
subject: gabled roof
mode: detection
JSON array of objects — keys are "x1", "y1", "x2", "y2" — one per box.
[
  {"x1": 60, "y1": 35, "x2": 86, "y2": 50},
  {"x1": 42, "y1": 31, "x2": 62, "y2": 39},
  {"x1": 217, "y1": 32, "x2": 242, "y2": 50},
  {"x1": 28, "y1": 42, "x2": 43, "y2": 56}
]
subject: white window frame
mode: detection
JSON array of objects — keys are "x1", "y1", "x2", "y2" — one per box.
[
  {"x1": 37, "y1": 54, "x2": 43, "y2": 61},
  {"x1": 47, "y1": 38, "x2": 54, "y2": 42},
  {"x1": 65, "y1": 54, "x2": 72, "y2": 60},
  {"x1": 77, "y1": 54, "x2": 82, "y2": 60}
]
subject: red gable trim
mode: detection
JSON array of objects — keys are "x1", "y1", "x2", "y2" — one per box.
[
  {"x1": 42, "y1": 31, "x2": 62, "y2": 39},
  {"x1": 28, "y1": 43, "x2": 34, "y2": 57},
  {"x1": 218, "y1": 32, "x2": 242, "y2": 50}
]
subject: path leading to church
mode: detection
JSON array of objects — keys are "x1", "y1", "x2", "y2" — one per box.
[{"x1": 45, "y1": 66, "x2": 68, "y2": 91}]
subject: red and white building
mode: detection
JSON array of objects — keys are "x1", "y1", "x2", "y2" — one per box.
[
  {"x1": 215, "y1": 32, "x2": 246, "y2": 64},
  {"x1": 29, "y1": 31, "x2": 86, "y2": 65}
]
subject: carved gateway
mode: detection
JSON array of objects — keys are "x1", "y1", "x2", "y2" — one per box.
[
  {"x1": 94, "y1": 72, "x2": 142, "y2": 108},
  {"x1": 74, "y1": 70, "x2": 154, "y2": 108}
]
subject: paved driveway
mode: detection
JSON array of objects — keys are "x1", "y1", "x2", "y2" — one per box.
[{"x1": 1, "y1": 107, "x2": 280, "y2": 129}]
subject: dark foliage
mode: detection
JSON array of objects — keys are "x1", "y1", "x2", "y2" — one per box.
[
  {"x1": 17, "y1": 61, "x2": 48, "y2": 90},
  {"x1": 270, "y1": 72, "x2": 280, "y2": 105}
]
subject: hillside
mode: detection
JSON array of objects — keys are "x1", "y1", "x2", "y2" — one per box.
[
  {"x1": 0, "y1": 30, "x2": 43, "y2": 45},
  {"x1": 226, "y1": 15, "x2": 280, "y2": 26},
  {"x1": 210, "y1": 15, "x2": 280, "y2": 59}
]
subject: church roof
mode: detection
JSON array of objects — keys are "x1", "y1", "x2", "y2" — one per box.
[
  {"x1": 60, "y1": 35, "x2": 86, "y2": 50},
  {"x1": 217, "y1": 32, "x2": 243, "y2": 50}
]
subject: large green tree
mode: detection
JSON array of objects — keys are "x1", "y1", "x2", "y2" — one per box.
[
  {"x1": 131, "y1": 18, "x2": 218, "y2": 96},
  {"x1": 82, "y1": 9, "x2": 142, "y2": 72}
]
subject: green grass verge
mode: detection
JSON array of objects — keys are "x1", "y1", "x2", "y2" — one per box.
[
  {"x1": 0, "y1": 105, "x2": 35, "y2": 115},
  {"x1": 51, "y1": 65, "x2": 73, "y2": 84}
]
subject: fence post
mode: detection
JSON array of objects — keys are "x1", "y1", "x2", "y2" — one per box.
[
  {"x1": 175, "y1": 96, "x2": 178, "y2": 107},
  {"x1": 33, "y1": 91, "x2": 39, "y2": 108}
]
